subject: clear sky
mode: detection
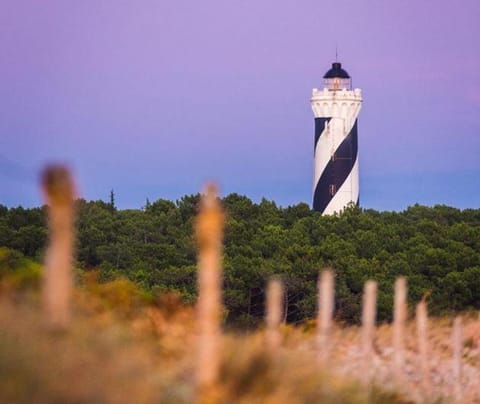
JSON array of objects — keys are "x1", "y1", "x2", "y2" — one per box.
[{"x1": 1, "y1": 0, "x2": 479, "y2": 211}]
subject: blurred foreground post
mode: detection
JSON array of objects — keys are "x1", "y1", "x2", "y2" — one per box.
[
  {"x1": 361, "y1": 280, "x2": 377, "y2": 385},
  {"x1": 316, "y1": 270, "x2": 334, "y2": 363},
  {"x1": 452, "y1": 316, "x2": 463, "y2": 403},
  {"x1": 265, "y1": 277, "x2": 284, "y2": 353},
  {"x1": 41, "y1": 165, "x2": 76, "y2": 330},
  {"x1": 195, "y1": 183, "x2": 225, "y2": 400},
  {"x1": 416, "y1": 300, "x2": 431, "y2": 398},
  {"x1": 393, "y1": 277, "x2": 407, "y2": 381}
]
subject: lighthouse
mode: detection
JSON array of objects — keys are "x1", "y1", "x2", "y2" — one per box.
[{"x1": 311, "y1": 62, "x2": 362, "y2": 215}]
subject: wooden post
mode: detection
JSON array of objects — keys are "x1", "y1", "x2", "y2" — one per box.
[
  {"x1": 452, "y1": 316, "x2": 463, "y2": 403},
  {"x1": 393, "y1": 277, "x2": 407, "y2": 381},
  {"x1": 265, "y1": 278, "x2": 284, "y2": 353},
  {"x1": 316, "y1": 269, "x2": 334, "y2": 363},
  {"x1": 41, "y1": 165, "x2": 76, "y2": 330},
  {"x1": 194, "y1": 183, "x2": 224, "y2": 400},
  {"x1": 361, "y1": 280, "x2": 377, "y2": 385},
  {"x1": 416, "y1": 300, "x2": 431, "y2": 398}
]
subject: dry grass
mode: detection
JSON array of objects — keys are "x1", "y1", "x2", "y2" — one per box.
[{"x1": 2, "y1": 235, "x2": 479, "y2": 403}]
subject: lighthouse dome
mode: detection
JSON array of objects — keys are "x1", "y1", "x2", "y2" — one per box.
[{"x1": 323, "y1": 62, "x2": 350, "y2": 79}]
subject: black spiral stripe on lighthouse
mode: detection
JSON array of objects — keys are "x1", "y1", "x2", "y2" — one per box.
[
  {"x1": 313, "y1": 120, "x2": 358, "y2": 213},
  {"x1": 314, "y1": 117, "x2": 332, "y2": 151}
]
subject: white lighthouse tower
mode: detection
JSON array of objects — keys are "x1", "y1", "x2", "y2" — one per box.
[{"x1": 311, "y1": 62, "x2": 362, "y2": 215}]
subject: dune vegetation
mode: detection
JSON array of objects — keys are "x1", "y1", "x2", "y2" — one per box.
[{"x1": 1, "y1": 167, "x2": 480, "y2": 402}]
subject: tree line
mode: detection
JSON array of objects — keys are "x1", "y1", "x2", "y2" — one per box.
[{"x1": 1, "y1": 196, "x2": 480, "y2": 327}]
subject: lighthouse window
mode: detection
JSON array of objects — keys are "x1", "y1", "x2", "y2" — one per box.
[{"x1": 329, "y1": 184, "x2": 336, "y2": 196}]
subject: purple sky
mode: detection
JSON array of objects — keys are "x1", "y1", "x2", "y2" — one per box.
[{"x1": 1, "y1": 0, "x2": 479, "y2": 210}]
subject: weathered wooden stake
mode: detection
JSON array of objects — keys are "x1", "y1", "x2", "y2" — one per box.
[
  {"x1": 452, "y1": 316, "x2": 463, "y2": 403},
  {"x1": 316, "y1": 269, "x2": 334, "y2": 363},
  {"x1": 41, "y1": 165, "x2": 76, "y2": 330},
  {"x1": 416, "y1": 300, "x2": 431, "y2": 398},
  {"x1": 361, "y1": 280, "x2": 377, "y2": 385},
  {"x1": 265, "y1": 277, "x2": 284, "y2": 353},
  {"x1": 195, "y1": 183, "x2": 224, "y2": 400},
  {"x1": 393, "y1": 277, "x2": 407, "y2": 381}
]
